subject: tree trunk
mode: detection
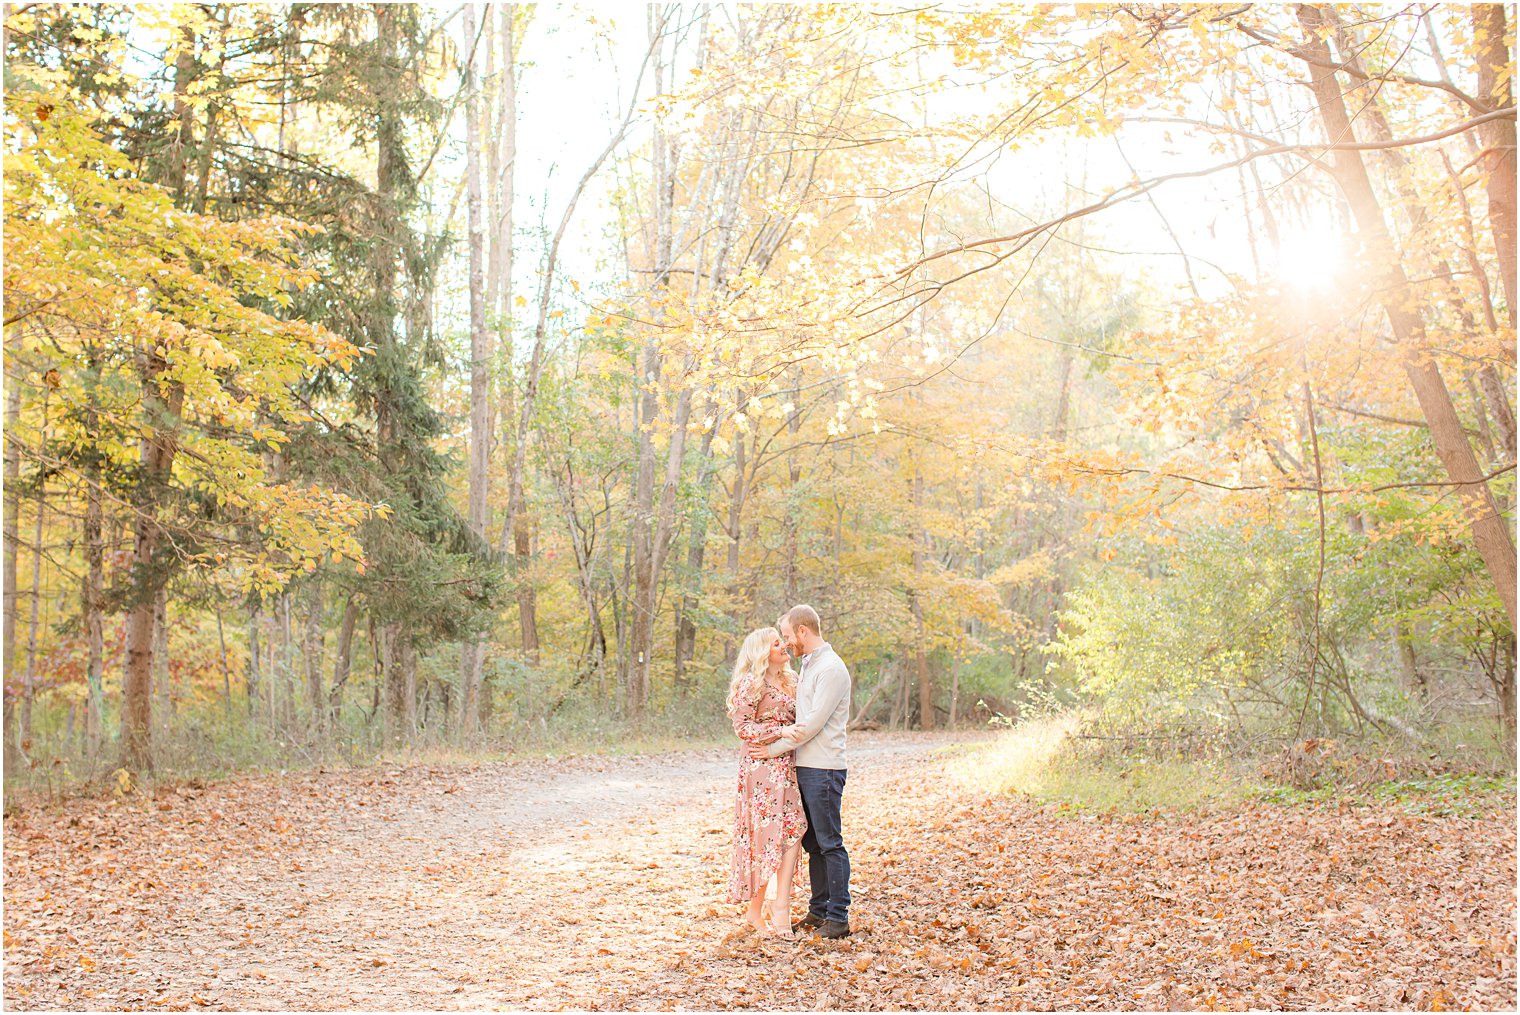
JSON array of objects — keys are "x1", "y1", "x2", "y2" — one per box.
[
  {"x1": 782, "y1": 382, "x2": 803, "y2": 605},
  {"x1": 246, "y1": 606, "x2": 261, "y2": 717},
  {"x1": 673, "y1": 422, "x2": 718, "y2": 693},
  {"x1": 724, "y1": 423, "x2": 749, "y2": 643},
  {"x1": 495, "y1": 3, "x2": 543, "y2": 667},
  {"x1": 401, "y1": 634, "x2": 417, "y2": 738},
  {"x1": 121, "y1": 25, "x2": 200, "y2": 771},
  {"x1": 911, "y1": 466, "x2": 932, "y2": 729},
  {"x1": 1473, "y1": 4, "x2": 1517, "y2": 328},
  {"x1": 949, "y1": 634, "x2": 963, "y2": 727},
  {"x1": 3, "y1": 370, "x2": 21, "y2": 768},
  {"x1": 383, "y1": 623, "x2": 407, "y2": 743},
  {"x1": 460, "y1": 2, "x2": 490, "y2": 734},
  {"x1": 21, "y1": 396, "x2": 48, "y2": 750},
  {"x1": 1295, "y1": 4, "x2": 1518, "y2": 627},
  {"x1": 625, "y1": 9, "x2": 675, "y2": 717},
  {"x1": 153, "y1": 588, "x2": 172, "y2": 730},
  {"x1": 83, "y1": 410, "x2": 106, "y2": 750},
  {"x1": 1396, "y1": 621, "x2": 1428, "y2": 706},
  {"x1": 215, "y1": 607, "x2": 232, "y2": 721},
  {"x1": 304, "y1": 581, "x2": 325, "y2": 736},
  {"x1": 546, "y1": 431, "x2": 610, "y2": 690},
  {"x1": 493, "y1": 3, "x2": 524, "y2": 670},
  {"x1": 515, "y1": 526, "x2": 539, "y2": 659},
  {"x1": 330, "y1": 597, "x2": 357, "y2": 726},
  {"x1": 120, "y1": 355, "x2": 184, "y2": 772},
  {"x1": 1329, "y1": 12, "x2": 1517, "y2": 472},
  {"x1": 1498, "y1": 633, "x2": 1517, "y2": 730}
]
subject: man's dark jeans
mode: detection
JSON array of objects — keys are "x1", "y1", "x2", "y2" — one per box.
[{"x1": 796, "y1": 767, "x2": 850, "y2": 924}]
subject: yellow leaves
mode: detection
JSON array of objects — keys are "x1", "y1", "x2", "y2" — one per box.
[{"x1": 986, "y1": 553, "x2": 1055, "y2": 589}]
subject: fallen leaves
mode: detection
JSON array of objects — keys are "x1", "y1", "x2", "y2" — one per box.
[{"x1": 2, "y1": 733, "x2": 1514, "y2": 1011}]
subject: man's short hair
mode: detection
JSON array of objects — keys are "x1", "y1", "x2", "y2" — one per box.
[
  {"x1": 786, "y1": 604, "x2": 822, "y2": 637},
  {"x1": 776, "y1": 613, "x2": 791, "y2": 633}
]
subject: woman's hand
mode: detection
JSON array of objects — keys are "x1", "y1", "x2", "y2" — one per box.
[{"x1": 783, "y1": 723, "x2": 806, "y2": 740}]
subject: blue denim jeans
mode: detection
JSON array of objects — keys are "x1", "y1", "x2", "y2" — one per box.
[{"x1": 796, "y1": 767, "x2": 850, "y2": 924}]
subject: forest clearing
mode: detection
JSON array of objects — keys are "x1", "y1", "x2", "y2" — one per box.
[{"x1": 3, "y1": 3, "x2": 1516, "y2": 1010}]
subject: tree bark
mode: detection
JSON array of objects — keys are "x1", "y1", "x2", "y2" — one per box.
[
  {"x1": 121, "y1": 23, "x2": 200, "y2": 771},
  {"x1": 215, "y1": 607, "x2": 232, "y2": 721},
  {"x1": 673, "y1": 422, "x2": 718, "y2": 692},
  {"x1": 120, "y1": 358, "x2": 184, "y2": 771},
  {"x1": 152, "y1": 587, "x2": 171, "y2": 725},
  {"x1": 493, "y1": 4, "x2": 524, "y2": 666},
  {"x1": 330, "y1": 598, "x2": 357, "y2": 721},
  {"x1": 304, "y1": 581, "x2": 325, "y2": 736},
  {"x1": 460, "y1": 2, "x2": 490, "y2": 733},
  {"x1": 3, "y1": 369, "x2": 21, "y2": 768},
  {"x1": 246, "y1": 606, "x2": 261, "y2": 717},
  {"x1": 1473, "y1": 4, "x2": 1517, "y2": 328},
  {"x1": 383, "y1": 623, "x2": 409, "y2": 743},
  {"x1": 545, "y1": 433, "x2": 608, "y2": 688},
  {"x1": 911, "y1": 465, "x2": 932, "y2": 729},
  {"x1": 83, "y1": 402, "x2": 106, "y2": 750},
  {"x1": 622, "y1": 9, "x2": 679, "y2": 716},
  {"x1": 1396, "y1": 621, "x2": 1428, "y2": 706},
  {"x1": 782, "y1": 380, "x2": 804, "y2": 605},
  {"x1": 21, "y1": 394, "x2": 48, "y2": 750}
]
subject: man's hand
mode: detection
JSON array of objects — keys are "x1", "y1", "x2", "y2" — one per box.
[{"x1": 745, "y1": 725, "x2": 805, "y2": 760}]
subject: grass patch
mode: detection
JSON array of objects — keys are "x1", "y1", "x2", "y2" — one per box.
[
  {"x1": 947, "y1": 713, "x2": 1255, "y2": 813},
  {"x1": 948, "y1": 712, "x2": 1516, "y2": 817},
  {"x1": 1254, "y1": 771, "x2": 1515, "y2": 817}
]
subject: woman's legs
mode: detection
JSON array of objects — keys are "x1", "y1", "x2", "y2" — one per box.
[
  {"x1": 745, "y1": 888, "x2": 768, "y2": 932},
  {"x1": 769, "y1": 840, "x2": 803, "y2": 934}
]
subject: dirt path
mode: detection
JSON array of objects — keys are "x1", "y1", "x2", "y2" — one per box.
[
  {"x1": 5, "y1": 729, "x2": 1514, "y2": 1011},
  {"x1": 4, "y1": 731, "x2": 988, "y2": 1010}
]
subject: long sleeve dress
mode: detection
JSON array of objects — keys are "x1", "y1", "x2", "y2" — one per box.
[{"x1": 726, "y1": 672, "x2": 809, "y2": 904}]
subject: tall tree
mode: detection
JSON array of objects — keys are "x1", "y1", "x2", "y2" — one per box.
[
  {"x1": 460, "y1": 3, "x2": 490, "y2": 733},
  {"x1": 1292, "y1": 3, "x2": 1516, "y2": 626}
]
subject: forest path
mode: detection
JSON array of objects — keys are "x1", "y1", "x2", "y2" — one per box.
[
  {"x1": 5, "y1": 729, "x2": 1514, "y2": 1011},
  {"x1": 3, "y1": 730, "x2": 989, "y2": 1011}
]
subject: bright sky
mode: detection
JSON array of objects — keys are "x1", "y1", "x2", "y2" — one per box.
[{"x1": 429, "y1": 3, "x2": 1353, "y2": 344}]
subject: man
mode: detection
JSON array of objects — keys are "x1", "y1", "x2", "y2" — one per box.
[{"x1": 749, "y1": 604, "x2": 852, "y2": 939}]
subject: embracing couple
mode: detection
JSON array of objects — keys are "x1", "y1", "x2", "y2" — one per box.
[{"x1": 725, "y1": 604, "x2": 851, "y2": 940}]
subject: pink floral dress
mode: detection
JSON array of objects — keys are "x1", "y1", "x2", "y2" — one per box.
[{"x1": 727, "y1": 673, "x2": 808, "y2": 904}]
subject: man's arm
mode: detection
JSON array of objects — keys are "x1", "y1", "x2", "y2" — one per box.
[{"x1": 755, "y1": 662, "x2": 848, "y2": 758}]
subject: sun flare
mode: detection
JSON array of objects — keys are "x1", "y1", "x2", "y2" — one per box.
[{"x1": 1273, "y1": 224, "x2": 1347, "y2": 295}]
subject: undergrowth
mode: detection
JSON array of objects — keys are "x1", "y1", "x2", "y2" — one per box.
[
  {"x1": 2, "y1": 707, "x2": 735, "y2": 806},
  {"x1": 949, "y1": 711, "x2": 1516, "y2": 817}
]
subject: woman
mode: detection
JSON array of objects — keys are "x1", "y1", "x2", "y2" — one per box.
[{"x1": 726, "y1": 626, "x2": 808, "y2": 937}]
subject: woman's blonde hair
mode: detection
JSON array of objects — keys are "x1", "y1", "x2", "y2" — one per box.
[{"x1": 725, "y1": 626, "x2": 795, "y2": 716}]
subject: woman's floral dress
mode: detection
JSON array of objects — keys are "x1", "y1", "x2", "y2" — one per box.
[{"x1": 727, "y1": 673, "x2": 808, "y2": 903}]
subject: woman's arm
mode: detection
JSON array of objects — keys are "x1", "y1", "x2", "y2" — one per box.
[{"x1": 729, "y1": 678, "x2": 786, "y2": 744}]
